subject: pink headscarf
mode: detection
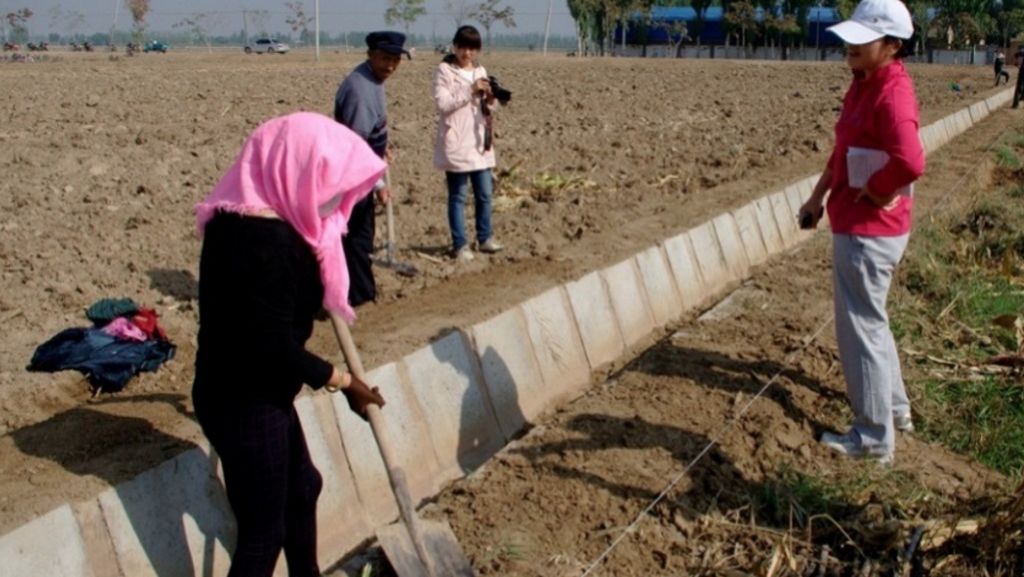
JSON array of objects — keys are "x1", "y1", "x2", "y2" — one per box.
[{"x1": 196, "y1": 112, "x2": 386, "y2": 323}]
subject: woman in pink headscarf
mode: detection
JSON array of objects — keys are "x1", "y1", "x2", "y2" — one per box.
[{"x1": 193, "y1": 112, "x2": 386, "y2": 577}]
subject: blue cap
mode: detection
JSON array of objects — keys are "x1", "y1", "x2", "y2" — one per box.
[{"x1": 366, "y1": 31, "x2": 410, "y2": 56}]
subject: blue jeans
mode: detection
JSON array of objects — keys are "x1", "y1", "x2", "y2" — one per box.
[{"x1": 446, "y1": 169, "x2": 493, "y2": 251}]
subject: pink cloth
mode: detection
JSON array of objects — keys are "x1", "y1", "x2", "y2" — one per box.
[
  {"x1": 826, "y1": 60, "x2": 925, "y2": 236},
  {"x1": 103, "y1": 317, "x2": 148, "y2": 342},
  {"x1": 195, "y1": 112, "x2": 386, "y2": 322},
  {"x1": 432, "y1": 62, "x2": 497, "y2": 172}
]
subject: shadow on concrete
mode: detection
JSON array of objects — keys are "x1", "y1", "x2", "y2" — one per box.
[{"x1": 10, "y1": 393, "x2": 234, "y2": 577}]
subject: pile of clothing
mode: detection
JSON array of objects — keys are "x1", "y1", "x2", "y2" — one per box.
[{"x1": 28, "y1": 298, "x2": 176, "y2": 394}]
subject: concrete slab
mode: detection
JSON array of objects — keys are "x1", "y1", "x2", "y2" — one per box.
[
  {"x1": 565, "y1": 270, "x2": 627, "y2": 369},
  {"x1": 71, "y1": 500, "x2": 119, "y2": 577},
  {"x1": 295, "y1": 395, "x2": 371, "y2": 561},
  {"x1": 331, "y1": 362, "x2": 441, "y2": 524},
  {"x1": 402, "y1": 330, "x2": 505, "y2": 482},
  {"x1": 520, "y1": 286, "x2": 590, "y2": 405},
  {"x1": 98, "y1": 446, "x2": 235, "y2": 577},
  {"x1": 471, "y1": 306, "x2": 545, "y2": 440},
  {"x1": 929, "y1": 119, "x2": 949, "y2": 149},
  {"x1": 796, "y1": 175, "x2": 818, "y2": 198},
  {"x1": 942, "y1": 114, "x2": 958, "y2": 138},
  {"x1": 942, "y1": 115, "x2": 958, "y2": 139},
  {"x1": 688, "y1": 220, "x2": 730, "y2": 295},
  {"x1": 0, "y1": 505, "x2": 92, "y2": 577},
  {"x1": 968, "y1": 100, "x2": 989, "y2": 124},
  {"x1": 939, "y1": 117, "x2": 954, "y2": 144},
  {"x1": 919, "y1": 124, "x2": 937, "y2": 154},
  {"x1": 769, "y1": 191, "x2": 799, "y2": 248},
  {"x1": 711, "y1": 213, "x2": 751, "y2": 282},
  {"x1": 662, "y1": 231, "x2": 707, "y2": 311},
  {"x1": 602, "y1": 257, "x2": 656, "y2": 348},
  {"x1": 954, "y1": 110, "x2": 969, "y2": 134},
  {"x1": 634, "y1": 245, "x2": 684, "y2": 326},
  {"x1": 993, "y1": 88, "x2": 1012, "y2": 107},
  {"x1": 753, "y1": 196, "x2": 785, "y2": 255},
  {"x1": 732, "y1": 202, "x2": 768, "y2": 266},
  {"x1": 958, "y1": 109, "x2": 973, "y2": 132}
]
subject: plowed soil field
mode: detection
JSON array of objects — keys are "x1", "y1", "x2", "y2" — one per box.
[{"x1": 0, "y1": 49, "x2": 1006, "y2": 548}]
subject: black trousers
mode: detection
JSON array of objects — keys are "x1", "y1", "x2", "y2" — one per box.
[
  {"x1": 1015, "y1": 70, "x2": 1024, "y2": 108},
  {"x1": 343, "y1": 193, "x2": 376, "y2": 307},
  {"x1": 995, "y1": 66, "x2": 1010, "y2": 85},
  {"x1": 194, "y1": 388, "x2": 323, "y2": 577}
]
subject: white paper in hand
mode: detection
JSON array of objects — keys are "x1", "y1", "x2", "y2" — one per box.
[{"x1": 846, "y1": 147, "x2": 913, "y2": 197}]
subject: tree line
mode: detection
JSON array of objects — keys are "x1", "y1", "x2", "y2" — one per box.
[
  {"x1": 5, "y1": 1, "x2": 525, "y2": 51},
  {"x1": 564, "y1": 0, "x2": 1024, "y2": 56}
]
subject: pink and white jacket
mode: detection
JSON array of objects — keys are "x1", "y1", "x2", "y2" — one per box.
[{"x1": 432, "y1": 61, "x2": 497, "y2": 173}]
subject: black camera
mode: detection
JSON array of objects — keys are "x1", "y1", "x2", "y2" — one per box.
[{"x1": 488, "y1": 75, "x2": 512, "y2": 104}]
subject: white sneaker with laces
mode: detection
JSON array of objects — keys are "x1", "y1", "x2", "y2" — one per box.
[
  {"x1": 478, "y1": 238, "x2": 504, "y2": 253},
  {"x1": 820, "y1": 431, "x2": 893, "y2": 466},
  {"x1": 894, "y1": 412, "x2": 914, "y2": 433},
  {"x1": 454, "y1": 246, "x2": 474, "y2": 262}
]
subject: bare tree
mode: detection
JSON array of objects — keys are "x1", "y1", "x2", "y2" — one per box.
[
  {"x1": 47, "y1": 5, "x2": 86, "y2": 40},
  {"x1": 47, "y1": 5, "x2": 63, "y2": 36},
  {"x1": 655, "y1": 18, "x2": 688, "y2": 58},
  {"x1": 285, "y1": 1, "x2": 313, "y2": 44},
  {"x1": 248, "y1": 10, "x2": 271, "y2": 38},
  {"x1": 174, "y1": 12, "x2": 222, "y2": 52},
  {"x1": 469, "y1": 0, "x2": 516, "y2": 49},
  {"x1": 385, "y1": 0, "x2": 427, "y2": 34},
  {"x1": 446, "y1": 0, "x2": 473, "y2": 27},
  {"x1": 126, "y1": 0, "x2": 150, "y2": 43},
  {"x1": 3, "y1": 8, "x2": 33, "y2": 43}
]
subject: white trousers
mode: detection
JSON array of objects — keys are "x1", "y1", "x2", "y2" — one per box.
[{"x1": 832, "y1": 233, "x2": 911, "y2": 456}]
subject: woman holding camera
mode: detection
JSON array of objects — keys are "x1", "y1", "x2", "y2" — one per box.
[{"x1": 433, "y1": 25, "x2": 503, "y2": 261}]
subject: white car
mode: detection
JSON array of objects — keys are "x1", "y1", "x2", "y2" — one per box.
[{"x1": 244, "y1": 38, "x2": 289, "y2": 54}]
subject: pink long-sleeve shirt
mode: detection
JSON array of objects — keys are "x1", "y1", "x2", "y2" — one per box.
[{"x1": 826, "y1": 60, "x2": 925, "y2": 236}]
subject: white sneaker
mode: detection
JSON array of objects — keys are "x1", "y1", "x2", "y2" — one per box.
[
  {"x1": 454, "y1": 246, "x2": 474, "y2": 262},
  {"x1": 820, "y1": 431, "x2": 893, "y2": 466},
  {"x1": 478, "y1": 238, "x2": 504, "y2": 253},
  {"x1": 894, "y1": 413, "x2": 914, "y2": 433}
]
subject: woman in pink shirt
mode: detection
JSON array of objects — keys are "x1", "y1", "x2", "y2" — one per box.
[
  {"x1": 798, "y1": 0, "x2": 925, "y2": 465},
  {"x1": 433, "y1": 25, "x2": 504, "y2": 261}
]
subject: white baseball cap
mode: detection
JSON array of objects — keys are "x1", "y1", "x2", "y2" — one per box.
[{"x1": 827, "y1": 0, "x2": 913, "y2": 45}]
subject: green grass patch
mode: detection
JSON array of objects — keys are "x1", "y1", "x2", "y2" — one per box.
[
  {"x1": 995, "y1": 145, "x2": 1021, "y2": 169},
  {"x1": 751, "y1": 464, "x2": 944, "y2": 533},
  {"x1": 890, "y1": 130, "x2": 1024, "y2": 479},
  {"x1": 916, "y1": 377, "x2": 1024, "y2": 477},
  {"x1": 753, "y1": 465, "x2": 846, "y2": 528}
]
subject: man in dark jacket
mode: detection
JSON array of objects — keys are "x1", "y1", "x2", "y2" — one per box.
[{"x1": 333, "y1": 31, "x2": 409, "y2": 306}]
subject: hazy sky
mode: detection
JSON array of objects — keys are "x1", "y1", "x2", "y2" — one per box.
[{"x1": 17, "y1": 0, "x2": 578, "y2": 40}]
